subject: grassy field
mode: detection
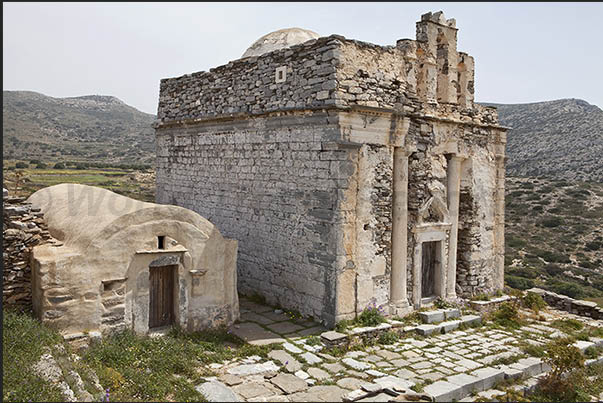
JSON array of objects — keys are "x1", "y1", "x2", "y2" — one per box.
[
  {"x1": 2, "y1": 308, "x2": 284, "y2": 402},
  {"x1": 3, "y1": 159, "x2": 155, "y2": 202}
]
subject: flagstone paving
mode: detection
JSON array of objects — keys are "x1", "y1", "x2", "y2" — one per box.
[{"x1": 195, "y1": 297, "x2": 603, "y2": 402}]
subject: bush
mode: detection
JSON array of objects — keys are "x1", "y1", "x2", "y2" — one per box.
[
  {"x1": 35, "y1": 162, "x2": 47, "y2": 169},
  {"x1": 523, "y1": 292, "x2": 547, "y2": 313},
  {"x1": 545, "y1": 264, "x2": 563, "y2": 277},
  {"x1": 546, "y1": 279, "x2": 584, "y2": 299},
  {"x1": 533, "y1": 338, "x2": 587, "y2": 402},
  {"x1": 505, "y1": 275, "x2": 534, "y2": 290},
  {"x1": 507, "y1": 266, "x2": 539, "y2": 279},
  {"x1": 378, "y1": 330, "x2": 400, "y2": 345},
  {"x1": 491, "y1": 302, "x2": 523, "y2": 329},
  {"x1": 356, "y1": 305, "x2": 387, "y2": 327},
  {"x1": 537, "y1": 250, "x2": 570, "y2": 264},
  {"x1": 53, "y1": 162, "x2": 65, "y2": 169},
  {"x1": 15, "y1": 162, "x2": 28, "y2": 169},
  {"x1": 540, "y1": 216, "x2": 563, "y2": 228},
  {"x1": 29, "y1": 159, "x2": 41, "y2": 165}
]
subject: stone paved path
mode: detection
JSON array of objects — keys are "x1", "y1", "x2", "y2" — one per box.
[{"x1": 197, "y1": 297, "x2": 603, "y2": 402}]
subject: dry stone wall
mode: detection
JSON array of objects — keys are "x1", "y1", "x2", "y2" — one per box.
[
  {"x1": 157, "y1": 37, "x2": 342, "y2": 122},
  {"x1": 3, "y1": 189, "x2": 55, "y2": 309}
]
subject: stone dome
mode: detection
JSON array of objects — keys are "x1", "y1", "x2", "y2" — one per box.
[{"x1": 241, "y1": 28, "x2": 320, "y2": 58}]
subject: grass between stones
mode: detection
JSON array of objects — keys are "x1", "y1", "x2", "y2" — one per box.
[{"x1": 3, "y1": 308, "x2": 66, "y2": 402}]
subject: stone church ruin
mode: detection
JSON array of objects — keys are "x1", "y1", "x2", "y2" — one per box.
[
  {"x1": 154, "y1": 11, "x2": 507, "y2": 326},
  {"x1": 26, "y1": 184, "x2": 239, "y2": 336}
]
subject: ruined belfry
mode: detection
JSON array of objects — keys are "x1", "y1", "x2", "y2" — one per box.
[{"x1": 154, "y1": 11, "x2": 507, "y2": 326}]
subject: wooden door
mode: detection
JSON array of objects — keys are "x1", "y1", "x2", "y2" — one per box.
[
  {"x1": 421, "y1": 241, "x2": 437, "y2": 298},
  {"x1": 149, "y1": 265, "x2": 175, "y2": 328}
]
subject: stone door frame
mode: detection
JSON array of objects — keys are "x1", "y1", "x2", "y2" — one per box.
[{"x1": 412, "y1": 223, "x2": 450, "y2": 308}]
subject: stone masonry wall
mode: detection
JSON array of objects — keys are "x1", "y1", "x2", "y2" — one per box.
[
  {"x1": 155, "y1": 11, "x2": 507, "y2": 321},
  {"x1": 3, "y1": 189, "x2": 56, "y2": 310},
  {"x1": 157, "y1": 36, "x2": 342, "y2": 122},
  {"x1": 155, "y1": 111, "x2": 353, "y2": 324}
]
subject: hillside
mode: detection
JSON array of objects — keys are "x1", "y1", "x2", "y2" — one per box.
[
  {"x1": 2, "y1": 91, "x2": 156, "y2": 165},
  {"x1": 505, "y1": 176, "x2": 603, "y2": 300},
  {"x1": 483, "y1": 99, "x2": 603, "y2": 182}
]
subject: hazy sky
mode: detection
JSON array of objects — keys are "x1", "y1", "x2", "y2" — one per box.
[{"x1": 4, "y1": 2, "x2": 603, "y2": 114}]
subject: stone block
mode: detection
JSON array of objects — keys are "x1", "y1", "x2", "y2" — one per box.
[
  {"x1": 440, "y1": 320, "x2": 461, "y2": 333},
  {"x1": 321, "y1": 330, "x2": 348, "y2": 343},
  {"x1": 301, "y1": 352, "x2": 322, "y2": 364},
  {"x1": 470, "y1": 367, "x2": 505, "y2": 390},
  {"x1": 424, "y1": 380, "x2": 463, "y2": 402},
  {"x1": 227, "y1": 361, "x2": 280, "y2": 376},
  {"x1": 342, "y1": 358, "x2": 371, "y2": 371},
  {"x1": 342, "y1": 389, "x2": 370, "y2": 402},
  {"x1": 444, "y1": 308, "x2": 461, "y2": 320},
  {"x1": 270, "y1": 373, "x2": 308, "y2": 394},
  {"x1": 196, "y1": 381, "x2": 240, "y2": 402},
  {"x1": 573, "y1": 340, "x2": 595, "y2": 352},
  {"x1": 500, "y1": 366, "x2": 523, "y2": 380},
  {"x1": 372, "y1": 375, "x2": 414, "y2": 391},
  {"x1": 416, "y1": 324, "x2": 440, "y2": 336},
  {"x1": 460, "y1": 314, "x2": 481, "y2": 327},
  {"x1": 419, "y1": 310, "x2": 445, "y2": 324},
  {"x1": 447, "y1": 373, "x2": 482, "y2": 395},
  {"x1": 307, "y1": 367, "x2": 330, "y2": 380}
]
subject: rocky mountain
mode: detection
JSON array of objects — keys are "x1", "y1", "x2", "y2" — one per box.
[
  {"x1": 3, "y1": 91, "x2": 156, "y2": 165},
  {"x1": 483, "y1": 99, "x2": 603, "y2": 183}
]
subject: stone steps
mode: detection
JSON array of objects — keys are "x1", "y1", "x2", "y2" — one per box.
[
  {"x1": 321, "y1": 311, "x2": 483, "y2": 347},
  {"x1": 415, "y1": 315, "x2": 481, "y2": 336},
  {"x1": 423, "y1": 339, "x2": 603, "y2": 402}
]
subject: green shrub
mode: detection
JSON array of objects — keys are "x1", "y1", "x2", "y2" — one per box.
[
  {"x1": 35, "y1": 162, "x2": 47, "y2": 169},
  {"x1": 546, "y1": 279, "x2": 584, "y2": 299},
  {"x1": 533, "y1": 338, "x2": 587, "y2": 402},
  {"x1": 356, "y1": 305, "x2": 387, "y2": 327},
  {"x1": 378, "y1": 330, "x2": 400, "y2": 345},
  {"x1": 505, "y1": 275, "x2": 534, "y2": 290},
  {"x1": 545, "y1": 264, "x2": 563, "y2": 277},
  {"x1": 584, "y1": 346, "x2": 602, "y2": 359},
  {"x1": 434, "y1": 297, "x2": 453, "y2": 309},
  {"x1": 335, "y1": 319, "x2": 353, "y2": 333},
  {"x1": 537, "y1": 249, "x2": 570, "y2": 263},
  {"x1": 15, "y1": 162, "x2": 28, "y2": 169},
  {"x1": 550, "y1": 318, "x2": 584, "y2": 333},
  {"x1": 523, "y1": 292, "x2": 547, "y2": 313},
  {"x1": 53, "y1": 162, "x2": 65, "y2": 169},
  {"x1": 540, "y1": 216, "x2": 563, "y2": 228},
  {"x1": 491, "y1": 302, "x2": 523, "y2": 329},
  {"x1": 306, "y1": 335, "x2": 321, "y2": 346},
  {"x1": 507, "y1": 266, "x2": 539, "y2": 279},
  {"x1": 506, "y1": 235, "x2": 527, "y2": 249}
]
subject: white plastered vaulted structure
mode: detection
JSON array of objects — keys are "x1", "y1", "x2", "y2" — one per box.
[{"x1": 27, "y1": 184, "x2": 238, "y2": 336}]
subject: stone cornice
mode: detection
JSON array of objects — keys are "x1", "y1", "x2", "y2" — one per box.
[{"x1": 154, "y1": 104, "x2": 509, "y2": 132}]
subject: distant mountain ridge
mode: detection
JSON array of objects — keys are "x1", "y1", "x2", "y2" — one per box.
[
  {"x1": 4, "y1": 91, "x2": 602, "y2": 181},
  {"x1": 482, "y1": 98, "x2": 603, "y2": 183},
  {"x1": 3, "y1": 90, "x2": 156, "y2": 165}
]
